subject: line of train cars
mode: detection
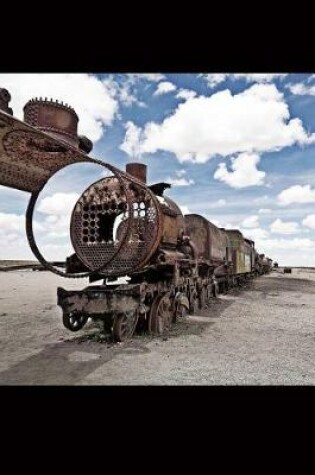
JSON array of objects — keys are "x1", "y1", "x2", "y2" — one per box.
[
  {"x1": 58, "y1": 162, "x2": 273, "y2": 341},
  {"x1": 0, "y1": 92, "x2": 273, "y2": 343}
]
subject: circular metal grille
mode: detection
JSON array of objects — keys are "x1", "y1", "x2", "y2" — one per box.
[{"x1": 70, "y1": 171, "x2": 162, "y2": 277}]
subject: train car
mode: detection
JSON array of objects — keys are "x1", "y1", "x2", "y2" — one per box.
[
  {"x1": 183, "y1": 217, "x2": 259, "y2": 291},
  {"x1": 184, "y1": 214, "x2": 231, "y2": 293},
  {"x1": 184, "y1": 214, "x2": 228, "y2": 265},
  {"x1": 224, "y1": 230, "x2": 254, "y2": 283},
  {"x1": 257, "y1": 254, "x2": 272, "y2": 275}
]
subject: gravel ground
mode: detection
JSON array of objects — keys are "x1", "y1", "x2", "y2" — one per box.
[{"x1": 0, "y1": 268, "x2": 314, "y2": 385}]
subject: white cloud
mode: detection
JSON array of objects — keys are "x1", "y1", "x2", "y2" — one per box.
[
  {"x1": 262, "y1": 237, "x2": 315, "y2": 250},
  {"x1": 176, "y1": 169, "x2": 187, "y2": 177},
  {"x1": 0, "y1": 192, "x2": 78, "y2": 259},
  {"x1": 270, "y1": 218, "x2": 299, "y2": 235},
  {"x1": 214, "y1": 153, "x2": 266, "y2": 188},
  {"x1": 119, "y1": 121, "x2": 142, "y2": 158},
  {"x1": 39, "y1": 243, "x2": 75, "y2": 261},
  {"x1": 0, "y1": 73, "x2": 118, "y2": 142},
  {"x1": 233, "y1": 74, "x2": 287, "y2": 83},
  {"x1": 258, "y1": 208, "x2": 272, "y2": 214},
  {"x1": 254, "y1": 195, "x2": 269, "y2": 204},
  {"x1": 211, "y1": 218, "x2": 236, "y2": 229},
  {"x1": 205, "y1": 199, "x2": 227, "y2": 210},
  {"x1": 166, "y1": 177, "x2": 195, "y2": 186},
  {"x1": 103, "y1": 76, "x2": 146, "y2": 108},
  {"x1": 37, "y1": 192, "x2": 79, "y2": 216},
  {"x1": 120, "y1": 85, "x2": 145, "y2": 107},
  {"x1": 35, "y1": 192, "x2": 78, "y2": 243},
  {"x1": 128, "y1": 73, "x2": 166, "y2": 82},
  {"x1": 202, "y1": 74, "x2": 287, "y2": 88},
  {"x1": 180, "y1": 206, "x2": 191, "y2": 215},
  {"x1": 176, "y1": 89, "x2": 197, "y2": 101},
  {"x1": 211, "y1": 218, "x2": 222, "y2": 227},
  {"x1": 287, "y1": 82, "x2": 315, "y2": 96},
  {"x1": 124, "y1": 83, "x2": 314, "y2": 163},
  {"x1": 41, "y1": 215, "x2": 70, "y2": 238},
  {"x1": 253, "y1": 237, "x2": 315, "y2": 266},
  {"x1": 153, "y1": 81, "x2": 177, "y2": 96},
  {"x1": 302, "y1": 214, "x2": 315, "y2": 230},
  {"x1": 202, "y1": 74, "x2": 228, "y2": 87},
  {"x1": 0, "y1": 219, "x2": 68, "y2": 260},
  {"x1": 0, "y1": 212, "x2": 25, "y2": 234},
  {"x1": 278, "y1": 185, "x2": 315, "y2": 206},
  {"x1": 241, "y1": 227, "x2": 269, "y2": 241},
  {"x1": 242, "y1": 215, "x2": 259, "y2": 228}
]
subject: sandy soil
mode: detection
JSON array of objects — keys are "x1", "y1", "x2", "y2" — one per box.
[{"x1": 0, "y1": 268, "x2": 314, "y2": 385}]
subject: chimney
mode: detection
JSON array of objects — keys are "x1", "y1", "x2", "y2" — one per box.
[
  {"x1": 0, "y1": 88, "x2": 13, "y2": 115},
  {"x1": 126, "y1": 163, "x2": 147, "y2": 183},
  {"x1": 23, "y1": 98, "x2": 92, "y2": 153}
]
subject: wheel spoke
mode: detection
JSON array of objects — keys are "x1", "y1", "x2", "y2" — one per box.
[
  {"x1": 63, "y1": 312, "x2": 88, "y2": 332},
  {"x1": 112, "y1": 310, "x2": 139, "y2": 342},
  {"x1": 149, "y1": 294, "x2": 172, "y2": 335}
]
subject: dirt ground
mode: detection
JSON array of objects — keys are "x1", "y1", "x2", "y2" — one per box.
[{"x1": 0, "y1": 268, "x2": 314, "y2": 385}]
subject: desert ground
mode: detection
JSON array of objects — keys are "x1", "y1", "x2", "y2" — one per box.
[{"x1": 0, "y1": 267, "x2": 314, "y2": 385}]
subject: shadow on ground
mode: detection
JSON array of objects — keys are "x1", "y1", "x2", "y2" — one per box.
[{"x1": 0, "y1": 293, "x2": 237, "y2": 385}]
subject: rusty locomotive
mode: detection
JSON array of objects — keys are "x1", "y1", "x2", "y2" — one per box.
[{"x1": 0, "y1": 90, "x2": 273, "y2": 341}]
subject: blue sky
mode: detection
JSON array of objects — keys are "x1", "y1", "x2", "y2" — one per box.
[{"x1": 1, "y1": 73, "x2": 315, "y2": 266}]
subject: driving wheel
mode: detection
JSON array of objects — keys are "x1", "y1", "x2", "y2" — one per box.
[
  {"x1": 112, "y1": 310, "x2": 139, "y2": 342},
  {"x1": 148, "y1": 293, "x2": 172, "y2": 335},
  {"x1": 62, "y1": 312, "x2": 88, "y2": 332}
]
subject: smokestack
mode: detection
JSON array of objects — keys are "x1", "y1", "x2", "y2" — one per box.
[
  {"x1": 23, "y1": 98, "x2": 79, "y2": 148},
  {"x1": 126, "y1": 163, "x2": 147, "y2": 184},
  {"x1": 22, "y1": 98, "x2": 92, "y2": 154},
  {"x1": 0, "y1": 88, "x2": 13, "y2": 115}
]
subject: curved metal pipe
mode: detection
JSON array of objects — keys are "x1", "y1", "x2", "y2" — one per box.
[{"x1": 25, "y1": 158, "x2": 133, "y2": 278}]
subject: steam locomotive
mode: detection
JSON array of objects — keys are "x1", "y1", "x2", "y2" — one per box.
[{"x1": 0, "y1": 89, "x2": 273, "y2": 342}]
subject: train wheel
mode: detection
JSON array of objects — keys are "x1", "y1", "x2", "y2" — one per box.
[
  {"x1": 112, "y1": 310, "x2": 139, "y2": 342},
  {"x1": 62, "y1": 312, "x2": 88, "y2": 332},
  {"x1": 149, "y1": 293, "x2": 172, "y2": 335}
]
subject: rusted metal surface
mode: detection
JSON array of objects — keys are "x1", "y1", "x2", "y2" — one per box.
[
  {"x1": 0, "y1": 89, "x2": 13, "y2": 115},
  {"x1": 184, "y1": 214, "x2": 228, "y2": 264},
  {"x1": 25, "y1": 160, "x2": 137, "y2": 278},
  {"x1": 57, "y1": 283, "x2": 145, "y2": 316},
  {"x1": 70, "y1": 171, "x2": 163, "y2": 276},
  {"x1": 24, "y1": 98, "x2": 80, "y2": 148},
  {"x1": 0, "y1": 109, "x2": 93, "y2": 193},
  {"x1": 126, "y1": 162, "x2": 147, "y2": 183},
  {"x1": 0, "y1": 104, "x2": 139, "y2": 278},
  {"x1": 225, "y1": 229, "x2": 243, "y2": 249},
  {"x1": 159, "y1": 196, "x2": 185, "y2": 246},
  {"x1": 148, "y1": 293, "x2": 172, "y2": 335},
  {"x1": 225, "y1": 229, "x2": 247, "y2": 274}
]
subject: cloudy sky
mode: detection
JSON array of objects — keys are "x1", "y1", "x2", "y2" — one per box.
[{"x1": 1, "y1": 73, "x2": 315, "y2": 266}]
